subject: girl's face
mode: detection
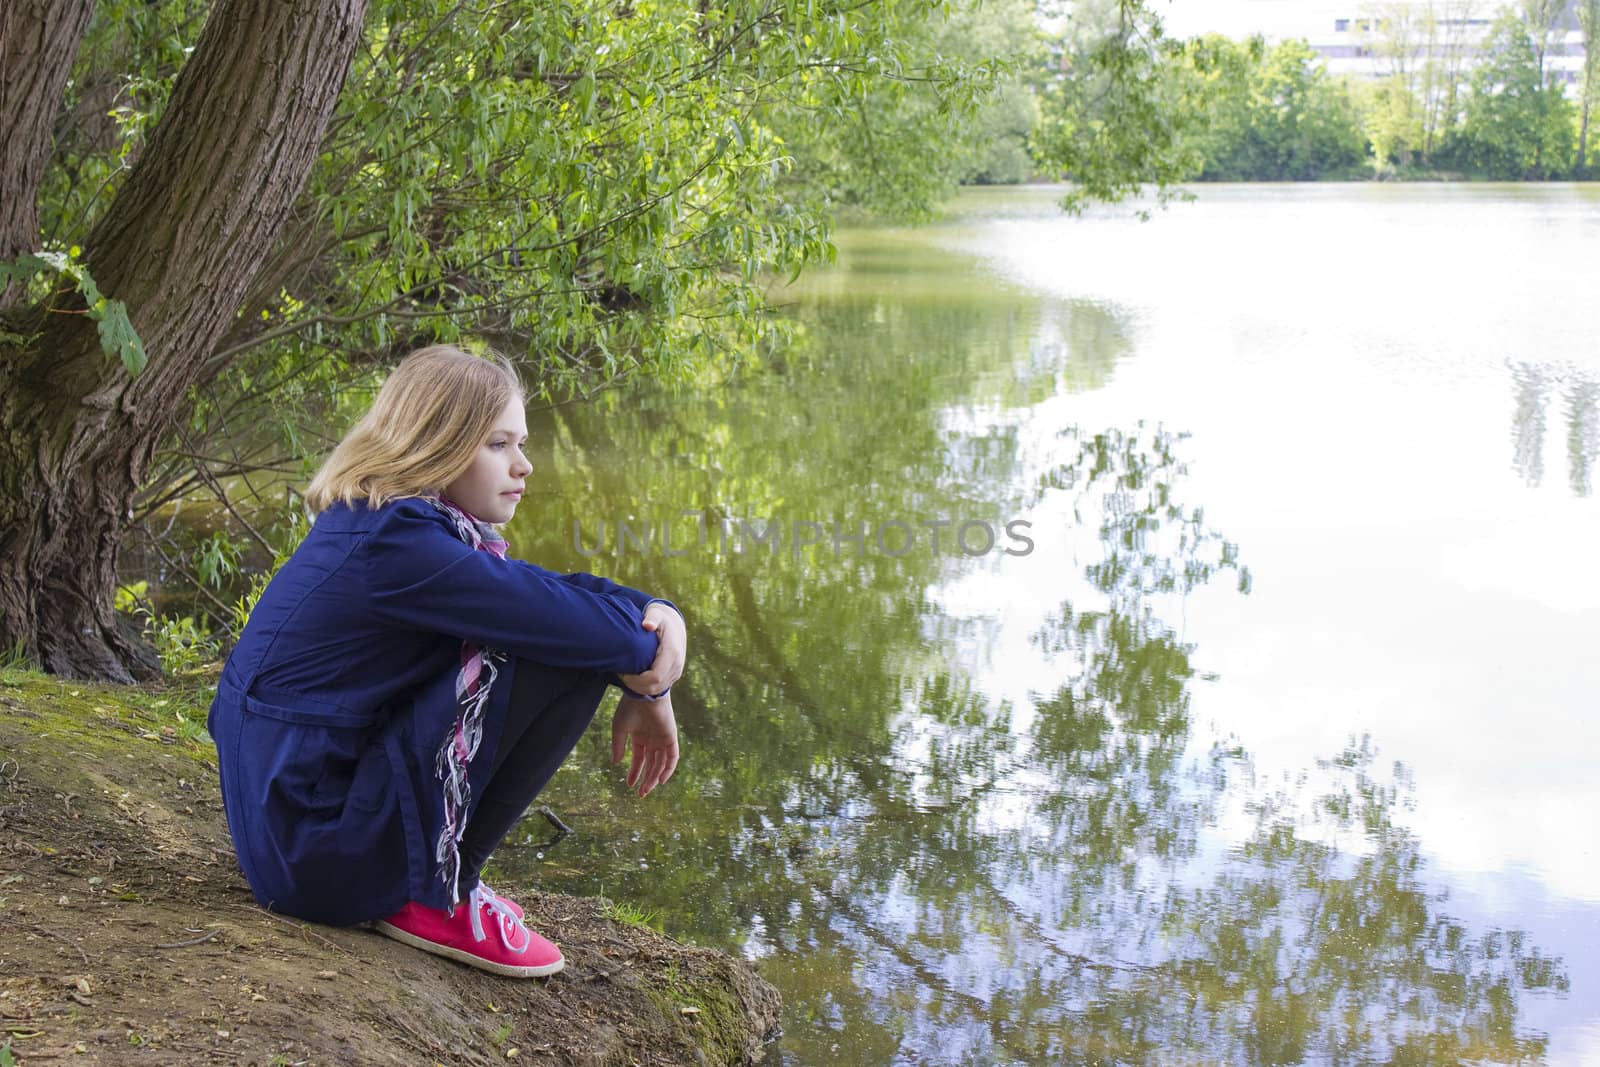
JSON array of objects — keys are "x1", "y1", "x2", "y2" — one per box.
[{"x1": 441, "y1": 396, "x2": 531, "y2": 524}]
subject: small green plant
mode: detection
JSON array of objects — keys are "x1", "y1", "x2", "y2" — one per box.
[
  {"x1": 146, "y1": 613, "x2": 220, "y2": 676},
  {"x1": 116, "y1": 579, "x2": 222, "y2": 676},
  {"x1": 0, "y1": 637, "x2": 31, "y2": 671},
  {"x1": 171, "y1": 707, "x2": 211, "y2": 744},
  {"x1": 193, "y1": 530, "x2": 244, "y2": 589},
  {"x1": 599, "y1": 895, "x2": 658, "y2": 929},
  {"x1": 232, "y1": 571, "x2": 273, "y2": 635},
  {"x1": 114, "y1": 580, "x2": 150, "y2": 614},
  {"x1": 1, "y1": 1038, "x2": 16, "y2": 1066}
]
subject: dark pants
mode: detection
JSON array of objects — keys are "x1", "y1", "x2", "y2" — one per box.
[{"x1": 456, "y1": 660, "x2": 610, "y2": 890}]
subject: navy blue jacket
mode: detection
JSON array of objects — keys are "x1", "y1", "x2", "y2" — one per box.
[{"x1": 208, "y1": 497, "x2": 664, "y2": 925}]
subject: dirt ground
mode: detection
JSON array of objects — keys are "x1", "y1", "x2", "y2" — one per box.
[{"x1": 0, "y1": 668, "x2": 780, "y2": 1066}]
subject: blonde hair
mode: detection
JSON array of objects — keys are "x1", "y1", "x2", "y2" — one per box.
[{"x1": 305, "y1": 345, "x2": 524, "y2": 513}]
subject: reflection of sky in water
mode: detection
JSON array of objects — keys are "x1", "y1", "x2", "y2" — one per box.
[{"x1": 500, "y1": 184, "x2": 1599, "y2": 1065}]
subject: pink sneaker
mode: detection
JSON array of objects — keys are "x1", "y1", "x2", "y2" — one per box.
[{"x1": 375, "y1": 884, "x2": 563, "y2": 977}]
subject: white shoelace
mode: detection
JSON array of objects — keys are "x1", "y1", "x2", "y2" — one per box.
[
  {"x1": 477, "y1": 881, "x2": 511, "y2": 910},
  {"x1": 468, "y1": 883, "x2": 528, "y2": 953}
]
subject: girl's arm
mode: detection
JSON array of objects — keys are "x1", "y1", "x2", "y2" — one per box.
[
  {"x1": 543, "y1": 567, "x2": 677, "y2": 619},
  {"x1": 517, "y1": 537, "x2": 686, "y2": 696},
  {"x1": 364, "y1": 503, "x2": 658, "y2": 673}
]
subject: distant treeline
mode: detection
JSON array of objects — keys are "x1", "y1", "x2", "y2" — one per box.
[
  {"x1": 1170, "y1": 13, "x2": 1589, "y2": 182},
  {"x1": 965, "y1": 0, "x2": 1600, "y2": 189}
]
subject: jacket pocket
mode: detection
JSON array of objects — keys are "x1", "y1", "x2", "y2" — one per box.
[{"x1": 240, "y1": 691, "x2": 388, "y2": 815}]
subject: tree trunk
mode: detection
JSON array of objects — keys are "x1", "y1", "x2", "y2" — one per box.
[
  {"x1": 0, "y1": 407, "x2": 162, "y2": 681},
  {"x1": 1581, "y1": 102, "x2": 1591, "y2": 177},
  {"x1": 1582, "y1": 0, "x2": 1600, "y2": 178},
  {"x1": 0, "y1": 0, "x2": 96, "y2": 295},
  {"x1": 0, "y1": 0, "x2": 370, "y2": 680}
]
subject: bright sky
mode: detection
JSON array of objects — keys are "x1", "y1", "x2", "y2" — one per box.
[
  {"x1": 1155, "y1": 0, "x2": 1360, "y2": 39},
  {"x1": 1150, "y1": 0, "x2": 1513, "y2": 41}
]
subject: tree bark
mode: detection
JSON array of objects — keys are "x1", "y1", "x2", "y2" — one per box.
[
  {"x1": 0, "y1": 0, "x2": 370, "y2": 680},
  {"x1": 0, "y1": 0, "x2": 96, "y2": 293},
  {"x1": 1582, "y1": 0, "x2": 1600, "y2": 178},
  {"x1": 1581, "y1": 103, "x2": 1592, "y2": 177}
]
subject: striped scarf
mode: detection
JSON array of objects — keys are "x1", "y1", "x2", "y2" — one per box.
[{"x1": 429, "y1": 496, "x2": 508, "y2": 905}]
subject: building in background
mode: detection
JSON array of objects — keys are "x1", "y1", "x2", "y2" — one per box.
[{"x1": 1159, "y1": 0, "x2": 1586, "y2": 93}]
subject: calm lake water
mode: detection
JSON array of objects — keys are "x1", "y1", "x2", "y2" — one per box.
[{"x1": 497, "y1": 183, "x2": 1600, "y2": 1065}]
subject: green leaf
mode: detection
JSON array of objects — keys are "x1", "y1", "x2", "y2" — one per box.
[
  {"x1": 96, "y1": 300, "x2": 148, "y2": 375},
  {"x1": 0, "y1": 252, "x2": 53, "y2": 288},
  {"x1": 74, "y1": 268, "x2": 103, "y2": 307}
]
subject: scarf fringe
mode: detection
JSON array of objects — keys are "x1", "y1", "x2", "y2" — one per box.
[{"x1": 428, "y1": 497, "x2": 508, "y2": 905}]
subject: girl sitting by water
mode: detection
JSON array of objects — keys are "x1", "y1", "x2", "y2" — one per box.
[{"x1": 207, "y1": 344, "x2": 684, "y2": 978}]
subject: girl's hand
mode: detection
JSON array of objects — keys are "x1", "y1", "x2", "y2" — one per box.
[
  {"x1": 611, "y1": 692, "x2": 679, "y2": 797},
  {"x1": 617, "y1": 602, "x2": 686, "y2": 698}
]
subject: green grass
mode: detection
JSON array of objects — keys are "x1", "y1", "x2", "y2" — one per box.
[
  {"x1": 0, "y1": 638, "x2": 31, "y2": 671},
  {"x1": 599, "y1": 895, "x2": 658, "y2": 929}
]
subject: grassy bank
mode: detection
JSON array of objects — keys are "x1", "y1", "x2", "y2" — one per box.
[{"x1": 0, "y1": 668, "x2": 778, "y2": 1066}]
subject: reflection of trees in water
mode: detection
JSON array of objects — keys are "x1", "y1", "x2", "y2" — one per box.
[
  {"x1": 526, "y1": 407, "x2": 1561, "y2": 1063},
  {"x1": 1510, "y1": 361, "x2": 1599, "y2": 496},
  {"x1": 1565, "y1": 373, "x2": 1599, "y2": 497},
  {"x1": 1141, "y1": 739, "x2": 1565, "y2": 1066},
  {"x1": 784, "y1": 232, "x2": 1136, "y2": 405},
  {"x1": 736, "y1": 603, "x2": 1569, "y2": 1065},
  {"x1": 1035, "y1": 423, "x2": 1251, "y2": 607},
  {"x1": 793, "y1": 291, "x2": 1134, "y2": 410},
  {"x1": 1511, "y1": 363, "x2": 1548, "y2": 487},
  {"x1": 501, "y1": 292, "x2": 1564, "y2": 1064},
  {"x1": 991, "y1": 528, "x2": 1562, "y2": 1063},
  {"x1": 1029, "y1": 298, "x2": 1134, "y2": 398}
]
